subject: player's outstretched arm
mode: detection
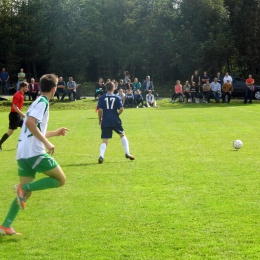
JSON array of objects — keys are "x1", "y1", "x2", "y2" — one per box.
[{"x1": 45, "y1": 127, "x2": 69, "y2": 138}]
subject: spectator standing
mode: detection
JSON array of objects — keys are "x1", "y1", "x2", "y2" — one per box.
[
  {"x1": 54, "y1": 77, "x2": 67, "y2": 101},
  {"x1": 0, "y1": 81, "x2": 29, "y2": 151},
  {"x1": 244, "y1": 74, "x2": 254, "y2": 104},
  {"x1": 29, "y1": 78, "x2": 39, "y2": 101},
  {"x1": 223, "y1": 72, "x2": 233, "y2": 84},
  {"x1": 216, "y1": 72, "x2": 223, "y2": 86},
  {"x1": 124, "y1": 71, "x2": 130, "y2": 84},
  {"x1": 201, "y1": 71, "x2": 210, "y2": 92},
  {"x1": 0, "y1": 67, "x2": 9, "y2": 95},
  {"x1": 67, "y1": 77, "x2": 76, "y2": 101},
  {"x1": 170, "y1": 80, "x2": 183, "y2": 103},
  {"x1": 202, "y1": 80, "x2": 211, "y2": 103},
  {"x1": 222, "y1": 79, "x2": 233, "y2": 103},
  {"x1": 146, "y1": 90, "x2": 157, "y2": 107},
  {"x1": 142, "y1": 76, "x2": 154, "y2": 95},
  {"x1": 134, "y1": 90, "x2": 144, "y2": 108},
  {"x1": 191, "y1": 70, "x2": 201, "y2": 90},
  {"x1": 94, "y1": 78, "x2": 105, "y2": 99},
  {"x1": 17, "y1": 68, "x2": 26, "y2": 91},
  {"x1": 132, "y1": 78, "x2": 141, "y2": 92},
  {"x1": 210, "y1": 77, "x2": 221, "y2": 102}
]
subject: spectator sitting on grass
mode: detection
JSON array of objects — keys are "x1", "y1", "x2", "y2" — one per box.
[
  {"x1": 125, "y1": 89, "x2": 134, "y2": 107},
  {"x1": 134, "y1": 90, "x2": 144, "y2": 108},
  {"x1": 146, "y1": 90, "x2": 157, "y2": 107},
  {"x1": 170, "y1": 80, "x2": 183, "y2": 103},
  {"x1": 116, "y1": 88, "x2": 125, "y2": 106}
]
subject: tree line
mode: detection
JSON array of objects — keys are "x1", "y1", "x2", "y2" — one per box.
[{"x1": 0, "y1": 0, "x2": 259, "y2": 85}]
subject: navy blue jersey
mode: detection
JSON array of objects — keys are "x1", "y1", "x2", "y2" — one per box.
[{"x1": 98, "y1": 93, "x2": 123, "y2": 128}]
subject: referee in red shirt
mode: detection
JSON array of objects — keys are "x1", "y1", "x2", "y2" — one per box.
[{"x1": 0, "y1": 81, "x2": 29, "y2": 150}]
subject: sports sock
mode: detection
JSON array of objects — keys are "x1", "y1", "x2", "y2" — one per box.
[
  {"x1": 2, "y1": 198, "x2": 20, "y2": 228},
  {"x1": 0, "y1": 133, "x2": 9, "y2": 146},
  {"x1": 100, "y1": 143, "x2": 106, "y2": 158},
  {"x1": 121, "y1": 136, "x2": 129, "y2": 154},
  {"x1": 22, "y1": 177, "x2": 59, "y2": 192}
]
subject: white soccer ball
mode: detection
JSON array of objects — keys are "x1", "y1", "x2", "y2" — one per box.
[{"x1": 233, "y1": 140, "x2": 243, "y2": 149}]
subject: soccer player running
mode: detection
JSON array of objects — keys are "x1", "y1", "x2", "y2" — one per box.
[
  {"x1": 0, "y1": 74, "x2": 69, "y2": 235},
  {"x1": 0, "y1": 81, "x2": 29, "y2": 151},
  {"x1": 98, "y1": 81, "x2": 135, "y2": 163}
]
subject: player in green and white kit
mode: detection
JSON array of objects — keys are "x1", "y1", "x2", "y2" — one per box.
[{"x1": 0, "y1": 74, "x2": 69, "y2": 236}]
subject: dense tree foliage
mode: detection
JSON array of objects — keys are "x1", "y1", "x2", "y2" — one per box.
[{"x1": 0, "y1": 0, "x2": 260, "y2": 84}]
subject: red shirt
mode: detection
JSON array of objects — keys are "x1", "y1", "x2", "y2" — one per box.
[
  {"x1": 246, "y1": 78, "x2": 254, "y2": 85},
  {"x1": 11, "y1": 91, "x2": 24, "y2": 112}
]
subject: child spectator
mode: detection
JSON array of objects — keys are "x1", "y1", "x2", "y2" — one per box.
[
  {"x1": 116, "y1": 88, "x2": 125, "y2": 106},
  {"x1": 125, "y1": 89, "x2": 134, "y2": 107},
  {"x1": 134, "y1": 90, "x2": 144, "y2": 108},
  {"x1": 146, "y1": 90, "x2": 157, "y2": 107}
]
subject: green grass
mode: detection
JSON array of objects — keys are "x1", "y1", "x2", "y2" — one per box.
[{"x1": 0, "y1": 98, "x2": 260, "y2": 259}]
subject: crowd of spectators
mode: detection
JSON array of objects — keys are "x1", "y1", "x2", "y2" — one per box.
[
  {"x1": 94, "y1": 72, "x2": 157, "y2": 108},
  {"x1": 170, "y1": 71, "x2": 255, "y2": 104},
  {"x1": 0, "y1": 67, "x2": 77, "y2": 101}
]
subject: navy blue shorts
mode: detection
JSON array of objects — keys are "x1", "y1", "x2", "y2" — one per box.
[{"x1": 101, "y1": 126, "x2": 124, "y2": 139}]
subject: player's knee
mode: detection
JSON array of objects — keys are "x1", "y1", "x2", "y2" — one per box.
[{"x1": 58, "y1": 175, "x2": 66, "y2": 187}]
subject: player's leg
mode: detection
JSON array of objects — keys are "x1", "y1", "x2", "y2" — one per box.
[
  {"x1": 0, "y1": 129, "x2": 14, "y2": 150},
  {"x1": 0, "y1": 176, "x2": 34, "y2": 235},
  {"x1": 115, "y1": 126, "x2": 135, "y2": 160},
  {"x1": 99, "y1": 128, "x2": 111, "y2": 163}
]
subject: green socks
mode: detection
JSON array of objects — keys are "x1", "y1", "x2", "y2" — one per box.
[
  {"x1": 22, "y1": 177, "x2": 59, "y2": 192},
  {"x1": 2, "y1": 198, "x2": 20, "y2": 228}
]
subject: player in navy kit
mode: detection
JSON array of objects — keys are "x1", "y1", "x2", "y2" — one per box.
[{"x1": 97, "y1": 81, "x2": 135, "y2": 163}]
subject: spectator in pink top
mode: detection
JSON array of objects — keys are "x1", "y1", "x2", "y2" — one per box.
[{"x1": 170, "y1": 80, "x2": 183, "y2": 103}]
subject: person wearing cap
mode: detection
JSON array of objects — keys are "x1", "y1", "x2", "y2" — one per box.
[
  {"x1": 222, "y1": 79, "x2": 233, "y2": 103},
  {"x1": 146, "y1": 89, "x2": 157, "y2": 107},
  {"x1": 142, "y1": 76, "x2": 154, "y2": 95}
]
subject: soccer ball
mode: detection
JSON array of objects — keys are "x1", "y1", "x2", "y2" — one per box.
[{"x1": 233, "y1": 140, "x2": 243, "y2": 149}]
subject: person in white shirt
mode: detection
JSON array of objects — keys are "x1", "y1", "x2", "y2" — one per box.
[
  {"x1": 146, "y1": 90, "x2": 157, "y2": 107},
  {"x1": 223, "y1": 72, "x2": 233, "y2": 84}
]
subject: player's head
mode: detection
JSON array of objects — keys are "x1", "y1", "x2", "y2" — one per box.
[
  {"x1": 20, "y1": 81, "x2": 29, "y2": 93},
  {"x1": 106, "y1": 81, "x2": 115, "y2": 92},
  {"x1": 40, "y1": 74, "x2": 58, "y2": 92}
]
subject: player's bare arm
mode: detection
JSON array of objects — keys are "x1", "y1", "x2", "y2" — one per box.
[
  {"x1": 98, "y1": 108, "x2": 103, "y2": 125},
  {"x1": 118, "y1": 107, "x2": 124, "y2": 116},
  {"x1": 13, "y1": 104, "x2": 25, "y2": 118},
  {"x1": 45, "y1": 127, "x2": 69, "y2": 138},
  {"x1": 26, "y1": 116, "x2": 55, "y2": 154}
]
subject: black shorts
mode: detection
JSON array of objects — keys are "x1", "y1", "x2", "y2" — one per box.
[
  {"x1": 101, "y1": 126, "x2": 124, "y2": 139},
  {"x1": 9, "y1": 112, "x2": 23, "y2": 130}
]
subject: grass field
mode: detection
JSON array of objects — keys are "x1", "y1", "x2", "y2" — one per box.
[{"x1": 0, "y1": 98, "x2": 260, "y2": 259}]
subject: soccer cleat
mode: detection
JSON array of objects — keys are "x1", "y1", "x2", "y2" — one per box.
[
  {"x1": 125, "y1": 153, "x2": 135, "y2": 160},
  {"x1": 0, "y1": 225, "x2": 22, "y2": 235},
  {"x1": 98, "y1": 156, "x2": 104, "y2": 164},
  {"x1": 14, "y1": 184, "x2": 26, "y2": 210}
]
